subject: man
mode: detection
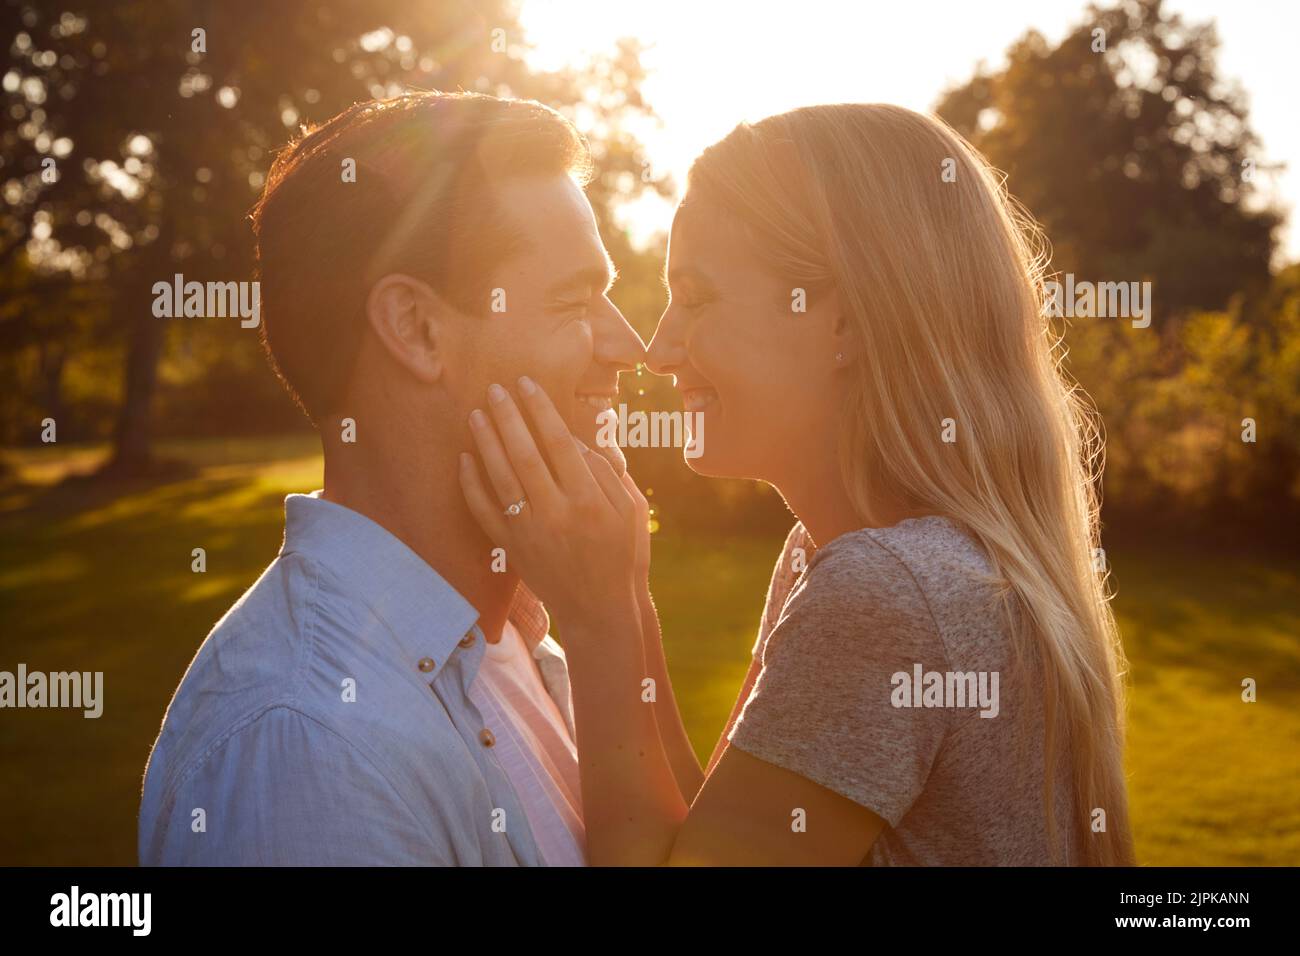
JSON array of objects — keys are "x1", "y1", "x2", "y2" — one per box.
[{"x1": 138, "y1": 92, "x2": 644, "y2": 864}]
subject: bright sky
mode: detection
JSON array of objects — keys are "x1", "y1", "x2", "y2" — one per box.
[{"x1": 519, "y1": 0, "x2": 1298, "y2": 264}]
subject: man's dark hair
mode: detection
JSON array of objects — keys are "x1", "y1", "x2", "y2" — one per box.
[{"x1": 250, "y1": 91, "x2": 592, "y2": 423}]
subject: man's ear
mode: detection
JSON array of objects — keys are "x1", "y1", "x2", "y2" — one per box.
[{"x1": 365, "y1": 273, "x2": 446, "y2": 384}]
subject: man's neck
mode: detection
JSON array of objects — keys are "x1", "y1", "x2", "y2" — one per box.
[{"x1": 321, "y1": 442, "x2": 518, "y2": 645}]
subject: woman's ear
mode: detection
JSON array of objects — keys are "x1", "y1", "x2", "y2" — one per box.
[{"x1": 365, "y1": 273, "x2": 445, "y2": 384}]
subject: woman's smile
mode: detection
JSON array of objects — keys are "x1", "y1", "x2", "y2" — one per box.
[{"x1": 679, "y1": 385, "x2": 719, "y2": 413}]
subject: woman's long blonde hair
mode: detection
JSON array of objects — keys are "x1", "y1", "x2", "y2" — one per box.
[{"x1": 688, "y1": 104, "x2": 1134, "y2": 866}]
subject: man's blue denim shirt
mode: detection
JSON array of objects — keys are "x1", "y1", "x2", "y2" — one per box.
[{"x1": 138, "y1": 492, "x2": 575, "y2": 865}]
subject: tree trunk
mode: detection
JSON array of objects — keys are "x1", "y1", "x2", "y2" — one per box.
[
  {"x1": 38, "y1": 339, "x2": 66, "y2": 436},
  {"x1": 108, "y1": 269, "x2": 165, "y2": 474}
]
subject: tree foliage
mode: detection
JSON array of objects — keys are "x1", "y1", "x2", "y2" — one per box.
[
  {"x1": 1, "y1": 0, "x2": 668, "y2": 465},
  {"x1": 937, "y1": 0, "x2": 1296, "y2": 525}
]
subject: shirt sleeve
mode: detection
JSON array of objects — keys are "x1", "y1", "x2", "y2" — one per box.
[
  {"x1": 147, "y1": 707, "x2": 450, "y2": 865},
  {"x1": 728, "y1": 535, "x2": 954, "y2": 827}
]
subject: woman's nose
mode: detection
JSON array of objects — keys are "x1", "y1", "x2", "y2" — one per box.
[{"x1": 644, "y1": 307, "x2": 684, "y2": 377}]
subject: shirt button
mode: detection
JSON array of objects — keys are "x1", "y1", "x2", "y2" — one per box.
[
  {"x1": 417, "y1": 657, "x2": 435, "y2": 673},
  {"x1": 479, "y1": 728, "x2": 496, "y2": 748},
  {"x1": 459, "y1": 631, "x2": 476, "y2": 648}
]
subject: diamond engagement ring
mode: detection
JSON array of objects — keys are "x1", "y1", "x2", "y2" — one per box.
[{"x1": 504, "y1": 497, "x2": 527, "y2": 517}]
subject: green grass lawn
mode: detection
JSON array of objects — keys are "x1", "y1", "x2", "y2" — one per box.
[{"x1": 1, "y1": 436, "x2": 1297, "y2": 865}]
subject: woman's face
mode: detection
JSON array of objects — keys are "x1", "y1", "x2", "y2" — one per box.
[{"x1": 646, "y1": 197, "x2": 843, "y2": 482}]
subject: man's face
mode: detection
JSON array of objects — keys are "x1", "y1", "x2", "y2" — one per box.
[{"x1": 446, "y1": 174, "x2": 643, "y2": 449}]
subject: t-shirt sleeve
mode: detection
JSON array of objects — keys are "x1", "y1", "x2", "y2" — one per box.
[
  {"x1": 728, "y1": 535, "x2": 954, "y2": 827},
  {"x1": 752, "y1": 522, "x2": 814, "y2": 657}
]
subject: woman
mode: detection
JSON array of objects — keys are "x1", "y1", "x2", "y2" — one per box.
[{"x1": 459, "y1": 103, "x2": 1135, "y2": 866}]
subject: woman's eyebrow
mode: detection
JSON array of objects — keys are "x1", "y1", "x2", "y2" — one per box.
[{"x1": 664, "y1": 265, "x2": 715, "y2": 292}]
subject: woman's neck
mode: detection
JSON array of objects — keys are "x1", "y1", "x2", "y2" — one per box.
[{"x1": 776, "y1": 453, "x2": 928, "y2": 550}]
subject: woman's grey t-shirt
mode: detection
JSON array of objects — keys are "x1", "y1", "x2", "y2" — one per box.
[{"x1": 727, "y1": 517, "x2": 1082, "y2": 866}]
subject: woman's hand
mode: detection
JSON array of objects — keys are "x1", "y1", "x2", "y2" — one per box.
[
  {"x1": 458, "y1": 377, "x2": 641, "y2": 631},
  {"x1": 577, "y1": 418, "x2": 652, "y2": 591},
  {"x1": 620, "y1": 468, "x2": 651, "y2": 592}
]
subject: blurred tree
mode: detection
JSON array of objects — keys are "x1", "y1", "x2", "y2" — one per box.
[
  {"x1": 936, "y1": 0, "x2": 1295, "y2": 525},
  {"x1": 0, "y1": 256, "x2": 112, "y2": 444},
  {"x1": 0, "y1": 0, "x2": 668, "y2": 471},
  {"x1": 1121, "y1": 266, "x2": 1300, "y2": 522},
  {"x1": 937, "y1": 0, "x2": 1278, "y2": 315}
]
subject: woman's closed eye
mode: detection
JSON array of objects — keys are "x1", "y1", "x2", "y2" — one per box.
[{"x1": 672, "y1": 294, "x2": 715, "y2": 314}]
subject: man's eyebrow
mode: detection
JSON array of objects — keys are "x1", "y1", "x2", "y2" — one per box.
[{"x1": 546, "y1": 259, "x2": 619, "y2": 298}]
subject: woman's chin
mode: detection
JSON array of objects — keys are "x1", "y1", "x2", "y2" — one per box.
[{"x1": 682, "y1": 447, "x2": 732, "y2": 478}]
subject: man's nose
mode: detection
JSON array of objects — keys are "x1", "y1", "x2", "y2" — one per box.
[{"x1": 592, "y1": 298, "x2": 647, "y2": 373}]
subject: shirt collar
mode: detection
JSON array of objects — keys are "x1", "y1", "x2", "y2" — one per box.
[
  {"x1": 279, "y1": 492, "x2": 480, "y2": 682},
  {"x1": 279, "y1": 492, "x2": 554, "y2": 673},
  {"x1": 509, "y1": 581, "x2": 550, "y2": 654}
]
